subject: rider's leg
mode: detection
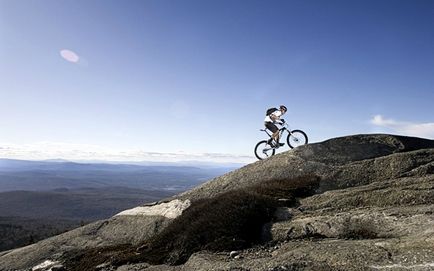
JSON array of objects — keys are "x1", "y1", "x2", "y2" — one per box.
[
  {"x1": 265, "y1": 122, "x2": 279, "y2": 146},
  {"x1": 273, "y1": 131, "x2": 284, "y2": 146},
  {"x1": 272, "y1": 131, "x2": 280, "y2": 143}
]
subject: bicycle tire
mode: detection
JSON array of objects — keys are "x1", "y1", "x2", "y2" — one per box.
[
  {"x1": 286, "y1": 130, "x2": 308, "y2": 149},
  {"x1": 254, "y1": 140, "x2": 276, "y2": 160}
]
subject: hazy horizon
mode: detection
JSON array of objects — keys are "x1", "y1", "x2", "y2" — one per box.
[{"x1": 0, "y1": 156, "x2": 248, "y2": 167}]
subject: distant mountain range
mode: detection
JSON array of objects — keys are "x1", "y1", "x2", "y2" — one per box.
[
  {"x1": 0, "y1": 158, "x2": 238, "y2": 192},
  {"x1": 0, "y1": 158, "x2": 245, "y2": 169}
]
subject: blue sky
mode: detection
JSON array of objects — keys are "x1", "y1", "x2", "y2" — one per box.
[{"x1": 1, "y1": 0, "x2": 433, "y2": 163}]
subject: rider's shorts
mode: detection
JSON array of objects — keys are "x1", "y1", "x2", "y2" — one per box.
[{"x1": 265, "y1": 122, "x2": 278, "y2": 133}]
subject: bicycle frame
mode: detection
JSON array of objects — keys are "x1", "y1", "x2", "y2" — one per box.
[
  {"x1": 260, "y1": 123, "x2": 291, "y2": 139},
  {"x1": 260, "y1": 123, "x2": 290, "y2": 150}
]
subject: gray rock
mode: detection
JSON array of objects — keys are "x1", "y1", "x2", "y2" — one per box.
[
  {"x1": 273, "y1": 207, "x2": 300, "y2": 221},
  {"x1": 51, "y1": 265, "x2": 65, "y2": 271},
  {"x1": 230, "y1": 251, "x2": 240, "y2": 258},
  {"x1": 95, "y1": 262, "x2": 111, "y2": 269}
]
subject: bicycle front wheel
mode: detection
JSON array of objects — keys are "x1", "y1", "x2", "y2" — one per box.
[
  {"x1": 254, "y1": 140, "x2": 276, "y2": 160},
  {"x1": 287, "y1": 130, "x2": 308, "y2": 149}
]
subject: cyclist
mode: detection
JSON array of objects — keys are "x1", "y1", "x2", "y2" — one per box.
[{"x1": 264, "y1": 105, "x2": 287, "y2": 147}]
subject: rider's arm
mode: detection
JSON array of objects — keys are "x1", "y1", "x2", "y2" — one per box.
[{"x1": 270, "y1": 111, "x2": 282, "y2": 122}]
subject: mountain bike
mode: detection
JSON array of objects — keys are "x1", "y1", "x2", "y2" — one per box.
[{"x1": 254, "y1": 122, "x2": 308, "y2": 160}]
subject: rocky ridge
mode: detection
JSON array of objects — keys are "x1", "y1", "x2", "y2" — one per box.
[{"x1": 0, "y1": 134, "x2": 433, "y2": 271}]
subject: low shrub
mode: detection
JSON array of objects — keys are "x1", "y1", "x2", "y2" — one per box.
[{"x1": 340, "y1": 221, "x2": 379, "y2": 240}]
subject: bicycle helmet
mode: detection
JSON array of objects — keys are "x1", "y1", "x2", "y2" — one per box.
[{"x1": 280, "y1": 105, "x2": 287, "y2": 112}]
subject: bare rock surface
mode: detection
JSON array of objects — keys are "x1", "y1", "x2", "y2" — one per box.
[
  {"x1": 115, "y1": 199, "x2": 191, "y2": 218},
  {"x1": 1, "y1": 134, "x2": 433, "y2": 271}
]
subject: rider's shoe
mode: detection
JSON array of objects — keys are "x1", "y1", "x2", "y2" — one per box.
[{"x1": 272, "y1": 142, "x2": 283, "y2": 148}]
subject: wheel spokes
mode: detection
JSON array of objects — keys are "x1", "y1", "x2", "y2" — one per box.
[
  {"x1": 255, "y1": 140, "x2": 275, "y2": 160},
  {"x1": 289, "y1": 131, "x2": 307, "y2": 147}
]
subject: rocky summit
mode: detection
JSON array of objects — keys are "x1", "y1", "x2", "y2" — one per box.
[{"x1": 1, "y1": 134, "x2": 434, "y2": 271}]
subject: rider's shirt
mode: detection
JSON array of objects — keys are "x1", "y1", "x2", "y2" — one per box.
[{"x1": 264, "y1": 110, "x2": 283, "y2": 123}]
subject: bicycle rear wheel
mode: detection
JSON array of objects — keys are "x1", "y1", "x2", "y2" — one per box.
[
  {"x1": 286, "y1": 130, "x2": 308, "y2": 149},
  {"x1": 254, "y1": 140, "x2": 276, "y2": 160}
]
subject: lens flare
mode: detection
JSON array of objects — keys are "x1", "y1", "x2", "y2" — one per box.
[{"x1": 60, "y1": 49, "x2": 80, "y2": 63}]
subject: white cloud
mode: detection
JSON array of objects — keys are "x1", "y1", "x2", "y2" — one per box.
[
  {"x1": 370, "y1": 115, "x2": 434, "y2": 139},
  {"x1": 0, "y1": 142, "x2": 255, "y2": 164},
  {"x1": 60, "y1": 49, "x2": 80, "y2": 63}
]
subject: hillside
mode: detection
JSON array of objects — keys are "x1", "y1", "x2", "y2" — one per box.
[{"x1": 0, "y1": 134, "x2": 433, "y2": 271}]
